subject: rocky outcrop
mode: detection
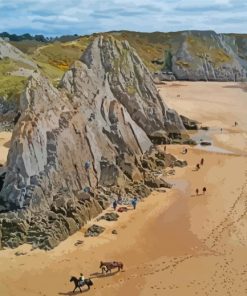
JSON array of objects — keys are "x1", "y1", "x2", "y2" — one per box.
[
  {"x1": 172, "y1": 31, "x2": 247, "y2": 81},
  {"x1": 0, "y1": 38, "x2": 36, "y2": 69},
  {"x1": 84, "y1": 224, "x2": 105, "y2": 237},
  {"x1": 0, "y1": 36, "x2": 185, "y2": 250},
  {"x1": 0, "y1": 97, "x2": 19, "y2": 132},
  {"x1": 180, "y1": 115, "x2": 199, "y2": 130}
]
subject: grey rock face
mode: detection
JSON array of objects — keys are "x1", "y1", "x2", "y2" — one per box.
[
  {"x1": 171, "y1": 31, "x2": 247, "y2": 81},
  {"x1": 0, "y1": 38, "x2": 36, "y2": 69},
  {"x1": 0, "y1": 36, "x2": 185, "y2": 249}
]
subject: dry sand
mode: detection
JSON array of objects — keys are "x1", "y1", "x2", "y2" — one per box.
[
  {"x1": 1, "y1": 82, "x2": 247, "y2": 296},
  {"x1": 0, "y1": 132, "x2": 12, "y2": 165}
]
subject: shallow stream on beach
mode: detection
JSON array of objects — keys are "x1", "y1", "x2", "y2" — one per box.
[{"x1": 189, "y1": 128, "x2": 234, "y2": 154}]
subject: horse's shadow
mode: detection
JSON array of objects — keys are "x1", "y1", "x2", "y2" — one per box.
[
  {"x1": 90, "y1": 270, "x2": 120, "y2": 279},
  {"x1": 58, "y1": 290, "x2": 88, "y2": 296}
]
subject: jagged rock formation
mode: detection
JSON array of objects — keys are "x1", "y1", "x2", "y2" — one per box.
[{"x1": 0, "y1": 36, "x2": 185, "y2": 250}]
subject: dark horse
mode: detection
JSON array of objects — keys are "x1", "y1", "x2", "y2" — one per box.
[
  {"x1": 100, "y1": 261, "x2": 124, "y2": 274},
  {"x1": 70, "y1": 276, "x2": 93, "y2": 293}
]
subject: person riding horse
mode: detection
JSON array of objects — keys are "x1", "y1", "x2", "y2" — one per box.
[
  {"x1": 70, "y1": 275, "x2": 93, "y2": 292},
  {"x1": 78, "y1": 273, "x2": 84, "y2": 286}
]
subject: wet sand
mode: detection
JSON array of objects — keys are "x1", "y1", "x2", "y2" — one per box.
[{"x1": 1, "y1": 82, "x2": 247, "y2": 295}]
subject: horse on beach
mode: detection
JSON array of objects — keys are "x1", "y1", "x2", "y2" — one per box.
[
  {"x1": 70, "y1": 276, "x2": 93, "y2": 293},
  {"x1": 100, "y1": 261, "x2": 124, "y2": 273}
]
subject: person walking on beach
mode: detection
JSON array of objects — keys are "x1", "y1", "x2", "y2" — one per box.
[
  {"x1": 202, "y1": 187, "x2": 207, "y2": 195},
  {"x1": 182, "y1": 147, "x2": 188, "y2": 154},
  {"x1": 196, "y1": 163, "x2": 200, "y2": 170},
  {"x1": 200, "y1": 158, "x2": 204, "y2": 166},
  {"x1": 196, "y1": 188, "x2": 199, "y2": 196},
  {"x1": 113, "y1": 200, "x2": 117, "y2": 211},
  {"x1": 131, "y1": 197, "x2": 137, "y2": 210},
  {"x1": 234, "y1": 121, "x2": 238, "y2": 127}
]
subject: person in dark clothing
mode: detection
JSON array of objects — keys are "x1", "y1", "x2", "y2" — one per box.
[
  {"x1": 196, "y1": 164, "x2": 200, "y2": 170},
  {"x1": 200, "y1": 158, "x2": 204, "y2": 166},
  {"x1": 113, "y1": 200, "x2": 117, "y2": 211},
  {"x1": 196, "y1": 188, "x2": 199, "y2": 196},
  {"x1": 85, "y1": 160, "x2": 90, "y2": 172},
  {"x1": 117, "y1": 195, "x2": 123, "y2": 205},
  {"x1": 131, "y1": 197, "x2": 137, "y2": 210},
  {"x1": 203, "y1": 187, "x2": 207, "y2": 195}
]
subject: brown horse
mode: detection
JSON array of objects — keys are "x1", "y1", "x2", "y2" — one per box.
[{"x1": 100, "y1": 261, "x2": 124, "y2": 273}]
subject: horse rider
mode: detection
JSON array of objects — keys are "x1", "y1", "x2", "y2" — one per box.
[{"x1": 79, "y1": 273, "x2": 85, "y2": 286}]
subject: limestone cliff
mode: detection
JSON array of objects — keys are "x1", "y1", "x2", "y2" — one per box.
[
  {"x1": 171, "y1": 31, "x2": 247, "y2": 81},
  {"x1": 0, "y1": 36, "x2": 184, "y2": 249}
]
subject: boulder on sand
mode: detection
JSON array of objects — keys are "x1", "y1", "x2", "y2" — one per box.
[
  {"x1": 84, "y1": 224, "x2": 105, "y2": 237},
  {"x1": 99, "y1": 212, "x2": 119, "y2": 221}
]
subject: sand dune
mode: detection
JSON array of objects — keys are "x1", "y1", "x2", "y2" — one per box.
[{"x1": 1, "y1": 82, "x2": 247, "y2": 296}]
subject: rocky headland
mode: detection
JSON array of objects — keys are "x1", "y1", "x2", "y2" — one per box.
[{"x1": 0, "y1": 36, "x2": 186, "y2": 250}]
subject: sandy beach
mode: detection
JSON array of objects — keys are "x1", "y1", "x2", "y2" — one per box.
[
  {"x1": 1, "y1": 82, "x2": 247, "y2": 296},
  {"x1": 0, "y1": 132, "x2": 12, "y2": 166}
]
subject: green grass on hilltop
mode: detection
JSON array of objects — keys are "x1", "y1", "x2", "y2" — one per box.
[
  {"x1": 10, "y1": 40, "x2": 45, "y2": 55},
  {"x1": 0, "y1": 75, "x2": 27, "y2": 98},
  {"x1": 31, "y1": 37, "x2": 93, "y2": 83},
  {"x1": 187, "y1": 35, "x2": 232, "y2": 66},
  {"x1": 0, "y1": 57, "x2": 30, "y2": 100}
]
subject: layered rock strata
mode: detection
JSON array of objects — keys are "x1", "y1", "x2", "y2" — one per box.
[{"x1": 0, "y1": 36, "x2": 185, "y2": 249}]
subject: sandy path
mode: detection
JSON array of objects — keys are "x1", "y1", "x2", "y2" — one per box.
[
  {"x1": 1, "y1": 82, "x2": 247, "y2": 295},
  {"x1": 0, "y1": 132, "x2": 12, "y2": 165}
]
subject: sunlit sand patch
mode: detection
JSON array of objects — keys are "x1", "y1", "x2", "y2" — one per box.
[{"x1": 0, "y1": 132, "x2": 12, "y2": 165}]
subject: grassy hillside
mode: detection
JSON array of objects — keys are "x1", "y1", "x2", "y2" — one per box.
[
  {"x1": 0, "y1": 57, "x2": 30, "y2": 99},
  {"x1": 30, "y1": 37, "x2": 94, "y2": 85},
  {"x1": 1, "y1": 30, "x2": 247, "y2": 103}
]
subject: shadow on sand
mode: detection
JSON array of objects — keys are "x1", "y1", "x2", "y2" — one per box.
[
  {"x1": 58, "y1": 289, "x2": 90, "y2": 295},
  {"x1": 191, "y1": 194, "x2": 205, "y2": 197},
  {"x1": 90, "y1": 270, "x2": 122, "y2": 279}
]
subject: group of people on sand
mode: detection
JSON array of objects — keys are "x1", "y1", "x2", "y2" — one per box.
[
  {"x1": 194, "y1": 158, "x2": 207, "y2": 195},
  {"x1": 195, "y1": 187, "x2": 207, "y2": 196},
  {"x1": 113, "y1": 196, "x2": 138, "y2": 211},
  {"x1": 221, "y1": 121, "x2": 238, "y2": 132},
  {"x1": 195, "y1": 158, "x2": 204, "y2": 171}
]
